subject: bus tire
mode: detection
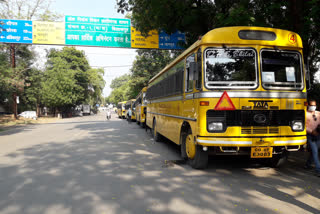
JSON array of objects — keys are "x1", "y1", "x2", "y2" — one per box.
[
  {"x1": 180, "y1": 131, "x2": 188, "y2": 160},
  {"x1": 184, "y1": 129, "x2": 208, "y2": 169},
  {"x1": 152, "y1": 119, "x2": 161, "y2": 142}
]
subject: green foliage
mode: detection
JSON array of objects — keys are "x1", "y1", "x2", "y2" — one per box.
[
  {"x1": 0, "y1": 0, "x2": 62, "y2": 114},
  {"x1": 86, "y1": 68, "x2": 106, "y2": 106},
  {"x1": 110, "y1": 74, "x2": 130, "y2": 89},
  {"x1": 117, "y1": 0, "x2": 320, "y2": 84},
  {"x1": 0, "y1": 47, "x2": 11, "y2": 104},
  {"x1": 41, "y1": 47, "x2": 105, "y2": 111},
  {"x1": 0, "y1": 44, "x2": 36, "y2": 112},
  {"x1": 107, "y1": 49, "x2": 174, "y2": 104},
  {"x1": 22, "y1": 68, "x2": 44, "y2": 111},
  {"x1": 128, "y1": 49, "x2": 173, "y2": 96}
]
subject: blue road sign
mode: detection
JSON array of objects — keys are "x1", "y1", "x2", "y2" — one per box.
[
  {"x1": 0, "y1": 19, "x2": 32, "y2": 44},
  {"x1": 159, "y1": 30, "x2": 185, "y2": 49}
]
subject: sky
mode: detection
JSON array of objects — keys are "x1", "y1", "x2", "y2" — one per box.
[{"x1": 36, "y1": 0, "x2": 137, "y2": 97}]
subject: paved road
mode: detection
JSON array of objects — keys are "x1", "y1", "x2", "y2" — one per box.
[{"x1": 0, "y1": 113, "x2": 319, "y2": 214}]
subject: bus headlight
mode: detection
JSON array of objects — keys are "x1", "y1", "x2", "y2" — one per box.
[
  {"x1": 208, "y1": 122, "x2": 224, "y2": 131},
  {"x1": 291, "y1": 121, "x2": 304, "y2": 131}
]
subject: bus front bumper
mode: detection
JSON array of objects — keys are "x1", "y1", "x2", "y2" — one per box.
[
  {"x1": 196, "y1": 137, "x2": 307, "y2": 147},
  {"x1": 196, "y1": 136, "x2": 307, "y2": 155}
]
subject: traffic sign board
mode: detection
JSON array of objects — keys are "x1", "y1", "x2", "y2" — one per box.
[
  {"x1": 131, "y1": 27, "x2": 159, "y2": 49},
  {"x1": 0, "y1": 19, "x2": 32, "y2": 44},
  {"x1": 159, "y1": 30, "x2": 185, "y2": 49},
  {"x1": 33, "y1": 21, "x2": 65, "y2": 45},
  {"x1": 65, "y1": 16, "x2": 131, "y2": 48}
]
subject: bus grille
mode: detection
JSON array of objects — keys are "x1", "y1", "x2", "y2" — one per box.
[
  {"x1": 207, "y1": 110, "x2": 304, "y2": 127},
  {"x1": 241, "y1": 127, "x2": 279, "y2": 134}
]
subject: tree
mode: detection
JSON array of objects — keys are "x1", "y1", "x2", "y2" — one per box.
[
  {"x1": 0, "y1": 0, "x2": 62, "y2": 117},
  {"x1": 86, "y1": 68, "x2": 106, "y2": 106},
  {"x1": 41, "y1": 47, "x2": 105, "y2": 115},
  {"x1": 108, "y1": 74, "x2": 131, "y2": 104},
  {"x1": 107, "y1": 49, "x2": 175, "y2": 104},
  {"x1": 0, "y1": 0, "x2": 61, "y2": 21},
  {"x1": 116, "y1": 0, "x2": 320, "y2": 85},
  {"x1": 110, "y1": 74, "x2": 131, "y2": 89},
  {"x1": 22, "y1": 68, "x2": 44, "y2": 115},
  {"x1": 128, "y1": 49, "x2": 173, "y2": 98},
  {"x1": 0, "y1": 43, "x2": 35, "y2": 115}
]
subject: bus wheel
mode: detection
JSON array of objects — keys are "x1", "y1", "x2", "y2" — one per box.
[
  {"x1": 152, "y1": 119, "x2": 161, "y2": 142},
  {"x1": 180, "y1": 132, "x2": 188, "y2": 160},
  {"x1": 183, "y1": 129, "x2": 208, "y2": 169}
]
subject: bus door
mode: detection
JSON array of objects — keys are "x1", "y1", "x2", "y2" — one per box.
[{"x1": 183, "y1": 54, "x2": 196, "y2": 119}]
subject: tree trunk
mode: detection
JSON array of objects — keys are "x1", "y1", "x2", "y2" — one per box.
[{"x1": 36, "y1": 103, "x2": 40, "y2": 117}]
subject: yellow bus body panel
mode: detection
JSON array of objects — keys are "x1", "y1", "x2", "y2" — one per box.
[
  {"x1": 146, "y1": 26, "x2": 307, "y2": 153},
  {"x1": 135, "y1": 87, "x2": 147, "y2": 123},
  {"x1": 117, "y1": 101, "x2": 126, "y2": 118},
  {"x1": 125, "y1": 99, "x2": 136, "y2": 120}
]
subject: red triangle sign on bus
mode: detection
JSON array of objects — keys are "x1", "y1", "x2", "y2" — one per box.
[{"x1": 214, "y1": 91, "x2": 236, "y2": 110}]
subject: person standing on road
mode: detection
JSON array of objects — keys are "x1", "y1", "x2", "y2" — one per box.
[
  {"x1": 106, "y1": 108, "x2": 111, "y2": 120},
  {"x1": 304, "y1": 100, "x2": 320, "y2": 177},
  {"x1": 127, "y1": 108, "x2": 132, "y2": 124}
]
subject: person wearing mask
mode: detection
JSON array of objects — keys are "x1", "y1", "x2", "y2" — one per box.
[
  {"x1": 127, "y1": 108, "x2": 132, "y2": 124},
  {"x1": 304, "y1": 100, "x2": 320, "y2": 177}
]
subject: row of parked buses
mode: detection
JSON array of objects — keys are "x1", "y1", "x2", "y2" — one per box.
[
  {"x1": 117, "y1": 26, "x2": 308, "y2": 169},
  {"x1": 117, "y1": 87, "x2": 148, "y2": 126}
]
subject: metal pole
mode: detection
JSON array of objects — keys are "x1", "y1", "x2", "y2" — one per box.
[{"x1": 10, "y1": 43, "x2": 17, "y2": 119}]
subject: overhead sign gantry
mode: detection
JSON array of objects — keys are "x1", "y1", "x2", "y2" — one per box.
[{"x1": 0, "y1": 16, "x2": 185, "y2": 49}]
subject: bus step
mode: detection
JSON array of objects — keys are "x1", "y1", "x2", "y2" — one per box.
[
  {"x1": 219, "y1": 146, "x2": 239, "y2": 153},
  {"x1": 285, "y1": 145, "x2": 300, "y2": 152}
]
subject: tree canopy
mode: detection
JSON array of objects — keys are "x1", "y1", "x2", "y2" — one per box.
[
  {"x1": 117, "y1": 0, "x2": 320, "y2": 84},
  {"x1": 0, "y1": 0, "x2": 63, "y2": 116},
  {"x1": 41, "y1": 47, "x2": 105, "y2": 111},
  {"x1": 0, "y1": 0, "x2": 62, "y2": 21},
  {"x1": 107, "y1": 49, "x2": 174, "y2": 104}
]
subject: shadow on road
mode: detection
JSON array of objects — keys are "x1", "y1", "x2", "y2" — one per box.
[
  {"x1": 0, "y1": 124, "x2": 37, "y2": 136},
  {"x1": 0, "y1": 115, "x2": 319, "y2": 214}
]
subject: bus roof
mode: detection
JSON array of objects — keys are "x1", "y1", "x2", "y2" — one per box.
[
  {"x1": 126, "y1": 99, "x2": 136, "y2": 103},
  {"x1": 201, "y1": 26, "x2": 303, "y2": 48},
  {"x1": 149, "y1": 26, "x2": 303, "y2": 84}
]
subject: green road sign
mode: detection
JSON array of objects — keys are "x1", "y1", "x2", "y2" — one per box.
[{"x1": 65, "y1": 16, "x2": 131, "y2": 48}]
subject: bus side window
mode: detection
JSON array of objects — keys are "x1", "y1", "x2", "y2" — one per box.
[
  {"x1": 186, "y1": 54, "x2": 195, "y2": 92},
  {"x1": 196, "y1": 49, "x2": 202, "y2": 90}
]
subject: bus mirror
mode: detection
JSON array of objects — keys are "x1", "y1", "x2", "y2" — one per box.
[{"x1": 189, "y1": 62, "x2": 198, "y2": 81}]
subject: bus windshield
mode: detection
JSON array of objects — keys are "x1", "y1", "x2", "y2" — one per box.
[
  {"x1": 204, "y1": 48, "x2": 257, "y2": 89},
  {"x1": 261, "y1": 50, "x2": 303, "y2": 90}
]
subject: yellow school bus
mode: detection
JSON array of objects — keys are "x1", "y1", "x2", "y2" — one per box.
[
  {"x1": 125, "y1": 99, "x2": 136, "y2": 121},
  {"x1": 134, "y1": 87, "x2": 147, "y2": 127},
  {"x1": 117, "y1": 101, "x2": 126, "y2": 118},
  {"x1": 146, "y1": 26, "x2": 307, "y2": 169}
]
